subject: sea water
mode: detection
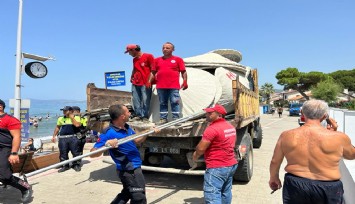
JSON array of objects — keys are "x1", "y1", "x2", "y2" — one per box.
[{"x1": 4, "y1": 99, "x2": 86, "y2": 140}]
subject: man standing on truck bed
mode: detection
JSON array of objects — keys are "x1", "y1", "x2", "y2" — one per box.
[
  {"x1": 0, "y1": 99, "x2": 32, "y2": 202},
  {"x1": 193, "y1": 104, "x2": 238, "y2": 204},
  {"x1": 269, "y1": 100, "x2": 355, "y2": 203},
  {"x1": 125, "y1": 44, "x2": 155, "y2": 122},
  {"x1": 150, "y1": 42, "x2": 188, "y2": 124}
]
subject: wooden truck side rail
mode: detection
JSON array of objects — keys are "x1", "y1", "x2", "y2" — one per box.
[
  {"x1": 233, "y1": 69, "x2": 260, "y2": 129},
  {"x1": 86, "y1": 83, "x2": 132, "y2": 112}
]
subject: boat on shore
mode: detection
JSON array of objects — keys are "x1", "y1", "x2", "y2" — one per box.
[{"x1": 12, "y1": 151, "x2": 60, "y2": 176}]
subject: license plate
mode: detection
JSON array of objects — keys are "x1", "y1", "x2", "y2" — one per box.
[{"x1": 149, "y1": 147, "x2": 180, "y2": 154}]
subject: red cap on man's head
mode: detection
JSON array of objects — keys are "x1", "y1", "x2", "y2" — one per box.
[
  {"x1": 203, "y1": 104, "x2": 227, "y2": 115},
  {"x1": 124, "y1": 44, "x2": 138, "y2": 53}
]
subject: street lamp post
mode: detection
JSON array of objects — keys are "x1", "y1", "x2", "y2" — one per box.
[
  {"x1": 14, "y1": 0, "x2": 23, "y2": 120},
  {"x1": 14, "y1": 0, "x2": 55, "y2": 120}
]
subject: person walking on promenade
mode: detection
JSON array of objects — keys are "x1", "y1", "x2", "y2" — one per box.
[
  {"x1": 90, "y1": 104, "x2": 158, "y2": 204},
  {"x1": 150, "y1": 42, "x2": 188, "y2": 124},
  {"x1": 192, "y1": 104, "x2": 238, "y2": 204},
  {"x1": 0, "y1": 99, "x2": 32, "y2": 202},
  {"x1": 125, "y1": 44, "x2": 155, "y2": 122},
  {"x1": 277, "y1": 106, "x2": 283, "y2": 118},
  {"x1": 51, "y1": 106, "x2": 82, "y2": 172},
  {"x1": 269, "y1": 99, "x2": 355, "y2": 204}
]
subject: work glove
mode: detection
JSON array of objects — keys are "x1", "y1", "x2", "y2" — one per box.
[
  {"x1": 181, "y1": 80, "x2": 188, "y2": 90},
  {"x1": 145, "y1": 81, "x2": 152, "y2": 88}
]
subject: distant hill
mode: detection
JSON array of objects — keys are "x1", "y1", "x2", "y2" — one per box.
[
  {"x1": 29, "y1": 98, "x2": 86, "y2": 102},
  {"x1": 4, "y1": 99, "x2": 86, "y2": 117}
]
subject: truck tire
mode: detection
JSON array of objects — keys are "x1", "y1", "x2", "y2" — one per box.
[
  {"x1": 252, "y1": 124, "x2": 262, "y2": 148},
  {"x1": 234, "y1": 133, "x2": 253, "y2": 182}
]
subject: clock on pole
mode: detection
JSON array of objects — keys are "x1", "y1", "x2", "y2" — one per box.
[{"x1": 24, "y1": 61, "x2": 48, "y2": 78}]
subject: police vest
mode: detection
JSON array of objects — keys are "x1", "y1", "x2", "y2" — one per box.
[{"x1": 57, "y1": 116, "x2": 81, "y2": 135}]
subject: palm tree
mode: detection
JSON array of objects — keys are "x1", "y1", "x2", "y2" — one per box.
[{"x1": 260, "y1": 83, "x2": 275, "y2": 104}]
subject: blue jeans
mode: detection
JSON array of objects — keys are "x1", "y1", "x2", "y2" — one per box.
[
  {"x1": 157, "y1": 89, "x2": 180, "y2": 120},
  {"x1": 132, "y1": 85, "x2": 152, "y2": 119},
  {"x1": 203, "y1": 164, "x2": 238, "y2": 204}
]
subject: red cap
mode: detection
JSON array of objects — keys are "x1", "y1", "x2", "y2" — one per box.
[
  {"x1": 203, "y1": 104, "x2": 227, "y2": 115},
  {"x1": 124, "y1": 44, "x2": 138, "y2": 53}
]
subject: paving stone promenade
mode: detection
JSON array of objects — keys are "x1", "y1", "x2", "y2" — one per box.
[{"x1": 0, "y1": 112, "x2": 305, "y2": 203}]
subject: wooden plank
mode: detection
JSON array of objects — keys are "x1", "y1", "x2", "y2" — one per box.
[
  {"x1": 31, "y1": 152, "x2": 60, "y2": 169},
  {"x1": 11, "y1": 152, "x2": 35, "y2": 174},
  {"x1": 12, "y1": 152, "x2": 60, "y2": 175}
]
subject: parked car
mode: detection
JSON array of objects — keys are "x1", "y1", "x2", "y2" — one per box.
[
  {"x1": 298, "y1": 112, "x2": 305, "y2": 126},
  {"x1": 289, "y1": 103, "x2": 303, "y2": 116}
]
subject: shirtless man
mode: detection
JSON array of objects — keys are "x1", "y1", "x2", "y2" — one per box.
[{"x1": 269, "y1": 99, "x2": 355, "y2": 204}]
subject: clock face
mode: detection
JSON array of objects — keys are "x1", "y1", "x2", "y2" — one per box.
[{"x1": 25, "y1": 62, "x2": 48, "y2": 78}]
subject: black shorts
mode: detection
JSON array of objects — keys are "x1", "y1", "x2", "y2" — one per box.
[{"x1": 283, "y1": 173, "x2": 343, "y2": 204}]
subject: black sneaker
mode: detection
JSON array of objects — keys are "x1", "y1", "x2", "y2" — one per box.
[
  {"x1": 73, "y1": 165, "x2": 81, "y2": 172},
  {"x1": 21, "y1": 187, "x2": 33, "y2": 202},
  {"x1": 58, "y1": 166, "x2": 70, "y2": 173}
]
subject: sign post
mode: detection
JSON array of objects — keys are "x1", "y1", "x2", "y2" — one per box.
[
  {"x1": 10, "y1": 99, "x2": 30, "y2": 142},
  {"x1": 105, "y1": 71, "x2": 126, "y2": 88}
]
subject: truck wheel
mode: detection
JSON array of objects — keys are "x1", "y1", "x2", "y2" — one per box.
[
  {"x1": 143, "y1": 153, "x2": 163, "y2": 167},
  {"x1": 252, "y1": 124, "x2": 262, "y2": 148},
  {"x1": 234, "y1": 136, "x2": 253, "y2": 182}
]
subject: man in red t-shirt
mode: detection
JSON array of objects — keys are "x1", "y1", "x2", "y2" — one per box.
[
  {"x1": 125, "y1": 44, "x2": 155, "y2": 122},
  {"x1": 0, "y1": 99, "x2": 32, "y2": 202},
  {"x1": 193, "y1": 104, "x2": 237, "y2": 204},
  {"x1": 149, "y1": 42, "x2": 188, "y2": 124}
]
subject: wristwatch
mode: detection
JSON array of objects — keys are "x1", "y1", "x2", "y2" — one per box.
[{"x1": 10, "y1": 152, "x2": 18, "y2": 155}]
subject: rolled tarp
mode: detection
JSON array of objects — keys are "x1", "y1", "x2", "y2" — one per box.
[
  {"x1": 183, "y1": 50, "x2": 246, "y2": 74},
  {"x1": 149, "y1": 68, "x2": 221, "y2": 122}
]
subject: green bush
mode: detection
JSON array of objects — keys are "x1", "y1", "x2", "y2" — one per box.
[{"x1": 329, "y1": 99, "x2": 355, "y2": 110}]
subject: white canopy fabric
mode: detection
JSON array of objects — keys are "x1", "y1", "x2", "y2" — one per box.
[
  {"x1": 184, "y1": 52, "x2": 247, "y2": 74},
  {"x1": 147, "y1": 49, "x2": 253, "y2": 122},
  {"x1": 149, "y1": 68, "x2": 220, "y2": 122}
]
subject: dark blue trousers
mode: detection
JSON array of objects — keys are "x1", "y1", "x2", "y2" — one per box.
[{"x1": 58, "y1": 136, "x2": 80, "y2": 167}]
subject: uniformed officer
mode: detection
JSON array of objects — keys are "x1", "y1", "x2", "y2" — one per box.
[
  {"x1": 72, "y1": 106, "x2": 88, "y2": 158},
  {"x1": 51, "y1": 106, "x2": 82, "y2": 172}
]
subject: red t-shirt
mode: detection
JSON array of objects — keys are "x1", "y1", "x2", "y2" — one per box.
[
  {"x1": 0, "y1": 113, "x2": 21, "y2": 147},
  {"x1": 153, "y1": 56, "x2": 186, "y2": 89},
  {"x1": 131, "y1": 53, "x2": 155, "y2": 86},
  {"x1": 202, "y1": 118, "x2": 237, "y2": 168}
]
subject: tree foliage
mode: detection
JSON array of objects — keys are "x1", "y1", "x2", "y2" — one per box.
[
  {"x1": 260, "y1": 83, "x2": 274, "y2": 104},
  {"x1": 329, "y1": 69, "x2": 355, "y2": 91},
  {"x1": 276, "y1": 67, "x2": 329, "y2": 100},
  {"x1": 311, "y1": 80, "x2": 342, "y2": 103}
]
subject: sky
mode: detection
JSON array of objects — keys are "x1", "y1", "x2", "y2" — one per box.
[{"x1": 1, "y1": 0, "x2": 355, "y2": 101}]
